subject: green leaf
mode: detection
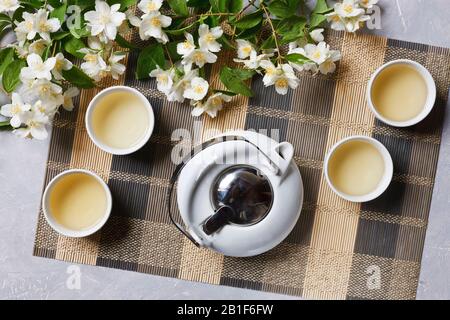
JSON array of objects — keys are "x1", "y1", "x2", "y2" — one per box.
[
  {"x1": 260, "y1": 35, "x2": 275, "y2": 49},
  {"x1": 52, "y1": 31, "x2": 71, "y2": 40},
  {"x1": 277, "y1": 16, "x2": 307, "y2": 44},
  {"x1": 309, "y1": 13, "x2": 328, "y2": 29},
  {"x1": 312, "y1": 0, "x2": 331, "y2": 14},
  {"x1": 220, "y1": 67, "x2": 254, "y2": 97},
  {"x1": 107, "y1": 0, "x2": 138, "y2": 10},
  {"x1": 0, "y1": 121, "x2": 13, "y2": 130},
  {"x1": 285, "y1": 53, "x2": 311, "y2": 64},
  {"x1": 0, "y1": 15, "x2": 11, "y2": 34},
  {"x1": 166, "y1": 41, "x2": 182, "y2": 62},
  {"x1": 50, "y1": 2, "x2": 67, "y2": 23},
  {"x1": 116, "y1": 34, "x2": 139, "y2": 49},
  {"x1": 2, "y1": 59, "x2": 26, "y2": 93},
  {"x1": 20, "y1": 0, "x2": 41, "y2": 9},
  {"x1": 232, "y1": 10, "x2": 263, "y2": 29},
  {"x1": 63, "y1": 37, "x2": 86, "y2": 59},
  {"x1": 0, "y1": 47, "x2": 14, "y2": 76},
  {"x1": 167, "y1": 0, "x2": 189, "y2": 16},
  {"x1": 268, "y1": 0, "x2": 301, "y2": 19},
  {"x1": 62, "y1": 66, "x2": 96, "y2": 89},
  {"x1": 229, "y1": 0, "x2": 243, "y2": 13},
  {"x1": 213, "y1": 89, "x2": 237, "y2": 96},
  {"x1": 187, "y1": 0, "x2": 210, "y2": 8},
  {"x1": 136, "y1": 43, "x2": 165, "y2": 80}
]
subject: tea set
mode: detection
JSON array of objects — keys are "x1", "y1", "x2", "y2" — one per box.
[{"x1": 42, "y1": 59, "x2": 437, "y2": 257}]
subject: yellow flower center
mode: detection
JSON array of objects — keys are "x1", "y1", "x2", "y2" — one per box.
[
  {"x1": 40, "y1": 86, "x2": 49, "y2": 94},
  {"x1": 85, "y1": 54, "x2": 97, "y2": 63},
  {"x1": 210, "y1": 97, "x2": 221, "y2": 107},
  {"x1": 343, "y1": 4, "x2": 353, "y2": 14},
  {"x1": 100, "y1": 14, "x2": 110, "y2": 25},
  {"x1": 39, "y1": 21, "x2": 50, "y2": 32},
  {"x1": 55, "y1": 59, "x2": 63, "y2": 70},
  {"x1": 361, "y1": 0, "x2": 369, "y2": 5},
  {"x1": 206, "y1": 33, "x2": 215, "y2": 43},
  {"x1": 194, "y1": 86, "x2": 204, "y2": 95},
  {"x1": 332, "y1": 15, "x2": 340, "y2": 22},
  {"x1": 147, "y1": 2, "x2": 156, "y2": 11},
  {"x1": 151, "y1": 17, "x2": 161, "y2": 27},
  {"x1": 242, "y1": 46, "x2": 252, "y2": 56},
  {"x1": 157, "y1": 74, "x2": 168, "y2": 84},
  {"x1": 266, "y1": 67, "x2": 276, "y2": 75},
  {"x1": 193, "y1": 51, "x2": 205, "y2": 64},
  {"x1": 275, "y1": 78, "x2": 288, "y2": 89},
  {"x1": 11, "y1": 104, "x2": 20, "y2": 114},
  {"x1": 312, "y1": 51, "x2": 322, "y2": 60},
  {"x1": 183, "y1": 41, "x2": 193, "y2": 49}
]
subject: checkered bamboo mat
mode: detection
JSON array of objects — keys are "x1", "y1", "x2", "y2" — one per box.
[{"x1": 33, "y1": 30, "x2": 450, "y2": 300}]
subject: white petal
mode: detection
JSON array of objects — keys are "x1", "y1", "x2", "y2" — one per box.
[
  {"x1": 30, "y1": 124, "x2": 48, "y2": 140},
  {"x1": 104, "y1": 24, "x2": 117, "y2": 40},
  {"x1": 191, "y1": 106, "x2": 204, "y2": 117},
  {"x1": 210, "y1": 27, "x2": 223, "y2": 38},
  {"x1": 10, "y1": 115, "x2": 22, "y2": 128},
  {"x1": 198, "y1": 24, "x2": 208, "y2": 37},
  {"x1": 45, "y1": 57, "x2": 57, "y2": 70},
  {"x1": 84, "y1": 11, "x2": 100, "y2": 23},
  {"x1": 47, "y1": 18, "x2": 61, "y2": 32},
  {"x1": 111, "y1": 12, "x2": 126, "y2": 26},
  {"x1": 27, "y1": 54, "x2": 43, "y2": 68}
]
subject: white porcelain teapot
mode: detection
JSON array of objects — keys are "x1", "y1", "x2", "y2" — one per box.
[{"x1": 167, "y1": 131, "x2": 303, "y2": 257}]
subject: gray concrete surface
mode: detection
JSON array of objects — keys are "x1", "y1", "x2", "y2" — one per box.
[{"x1": 1, "y1": 0, "x2": 449, "y2": 300}]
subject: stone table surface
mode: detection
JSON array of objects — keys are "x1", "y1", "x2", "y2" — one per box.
[{"x1": 1, "y1": 0, "x2": 449, "y2": 300}]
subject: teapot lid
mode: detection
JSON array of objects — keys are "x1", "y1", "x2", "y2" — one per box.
[{"x1": 203, "y1": 165, "x2": 273, "y2": 235}]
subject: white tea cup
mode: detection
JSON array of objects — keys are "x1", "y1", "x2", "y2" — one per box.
[
  {"x1": 324, "y1": 136, "x2": 393, "y2": 203},
  {"x1": 86, "y1": 86, "x2": 155, "y2": 155},
  {"x1": 367, "y1": 59, "x2": 436, "y2": 127},
  {"x1": 42, "y1": 169, "x2": 112, "y2": 237}
]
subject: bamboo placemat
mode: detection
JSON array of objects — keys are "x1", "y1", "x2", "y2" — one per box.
[{"x1": 33, "y1": 30, "x2": 450, "y2": 300}]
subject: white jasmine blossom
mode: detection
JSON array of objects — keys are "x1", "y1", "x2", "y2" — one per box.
[
  {"x1": 79, "y1": 49, "x2": 108, "y2": 81},
  {"x1": 234, "y1": 51, "x2": 273, "y2": 70},
  {"x1": 31, "y1": 79, "x2": 64, "y2": 109},
  {"x1": 13, "y1": 106, "x2": 49, "y2": 140},
  {"x1": 0, "y1": 0, "x2": 19, "y2": 13},
  {"x1": 126, "y1": 9, "x2": 142, "y2": 27},
  {"x1": 167, "y1": 66, "x2": 198, "y2": 102},
  {"x1": 198, "y1": 24, "x2": 223, "y2": 53},
  {"x1": 0, "y1": 93, "x2": 31, "y2": 128},
  {"x1": 138, "y1": 0, "x2": 163, "y2": 14},
  {"x1": 28, "y1": 39, "x2": 49, "y2": 56},
  {"x1": 20, "y1": 54, "x2": 56, "y2": 81},
  {"x1": 85, "y1": 0, "x2": 126, "y2": 41},
  {"x1": 290, "y1": 42, "x2": 341, "y2": 74},
  {"x1": 177, "y1": 33, "x2": 196, "y2": 57},
  {"x1": 358, "y1": 0, "x2": 378, "y2": 9},
  {"x1": 183, "y1": 77, "x2": 209, "y2": 101},
  {"x1": 259, "y1": 60, "x2": 281, "y2": 86},
  {"x1": 310, "y1": 28, "x2": 324, "y2": 43},
  {"x1": 326, "y1": 0, "x2": 370, "y2": 33},
  {"x1": 15, "y1": 12, "x2": 36, "y2": 44},
  {"x1": 139, "y1": 11, "x2": 172, "y2": 43},
  {"x1": 182, "y1": 48, "x2": 217, "y2": 68},
  {"x1": 236, "y1": 39, "x2": 255, "y2": 59},
  {"x1": 108, "y1": 52, "x2": 127, "y2": 80},
  {"x1": 52, "y1": 53, "x2": 73, "y2": 80},
  {"x1": 260, "y1": 63, "x2": 299, "y2": 95},
  {"x1": 33, "y1": 9, "x2": 61, "y2": 41},
  {"x1": 192, "y1": 93, "x2": 232, "y2": 118},
  {"x1": 149, "y1": 66, "x2": 174, "y2": 95},
  {"x1": 62, "y1": 87, "x2": 80, "y2": 111}
]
